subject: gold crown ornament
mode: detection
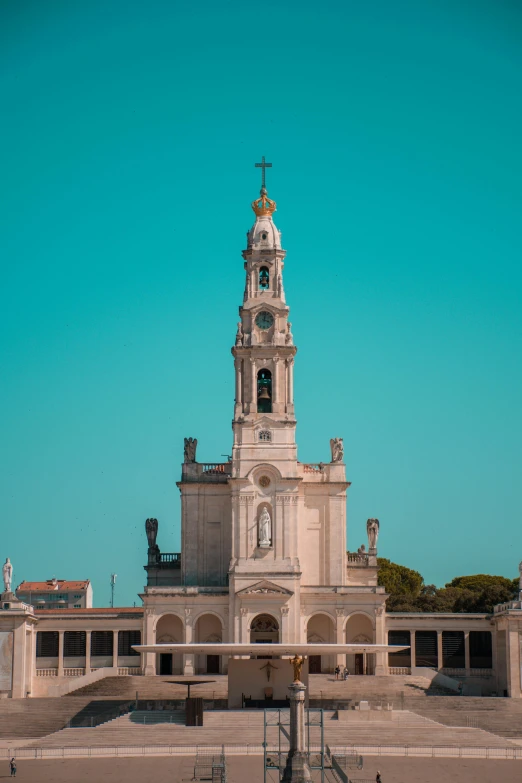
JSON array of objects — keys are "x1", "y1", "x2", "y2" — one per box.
[{"x1": 251, "y1": 189, "x2": 277, "y2": 217}]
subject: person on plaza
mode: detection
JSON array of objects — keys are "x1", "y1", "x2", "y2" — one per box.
[
  {"x1": 10, "y1": 758, "x2": 16, "y2": 777},
  {"x1": 334, "y1": 665, "x2": 340, "y2": 680},
  {"x1": 375, "y1": 771, "x2": 382, "y2": 783},
  {"x1": 343, "y1": 666, "x2": 349, "y2": 680}
]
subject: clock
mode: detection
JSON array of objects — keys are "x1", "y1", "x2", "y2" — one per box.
[{"x1": 255, "y1": 311, "x2": 274, "y2": 330}]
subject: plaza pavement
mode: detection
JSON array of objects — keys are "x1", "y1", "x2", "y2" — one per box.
[{"x1": 2, "y1": 754, "x2": 522, "y2": 783}]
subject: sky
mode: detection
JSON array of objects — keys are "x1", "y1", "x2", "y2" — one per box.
[{"x1": 1, "y1": 0, "x2": 521, "y2": 607}]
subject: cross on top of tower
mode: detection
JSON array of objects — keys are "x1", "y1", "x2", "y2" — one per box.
[{"x1": 255, "y1": 156, "x2": 272, "y2": 194}]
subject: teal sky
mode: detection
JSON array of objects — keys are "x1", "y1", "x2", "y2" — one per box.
[{"x1": 1, "y1": 1, "x2": 521, "y2": 607}]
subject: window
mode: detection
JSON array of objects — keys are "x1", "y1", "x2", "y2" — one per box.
[
  {"x1": 442, "y1": 631, "x2": 465, "y2": 668},
  {"x1": 74, "y1": 594, "x2": 83, "y2": 599},
  {"x1": 91, "y1": 631, "x2": 113, "y2": 656},
  {"x1": 64, "y1": 631, "x2": 86, "y2": 657},
  {"x1": 388, "y1": 631, "x2": 411, "y2": 667},
  {"x1": 259, "y1": 266, "x2": 269, "y2": 290},
  {"x1": 415, "y1": 631, "x2": 437, "y2": 668},
  {"x1": 259, "y1": 430, "x2": 271, "y2": 442},
  {"x1": 36, "y1": 631, "x2": 59, "y2": 658},
  {"x1": 118, "y1": 630, "x2": 141, "y2": 656},
  {"x1": 470, "y1": 631, "x2": 493, "y2": 668},
  {"x1": 257, "y1": 369, "x2": 272, "y2": 414},
  {"x1": 74, "y1": 604, "x2": 81, "y2": 608},
  {"x1": 261, "y1": 232, "x2": 267, "y2": 240}
]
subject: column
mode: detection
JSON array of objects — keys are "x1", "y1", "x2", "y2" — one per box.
[
  {"x1": 183, "y1": 611, "x2": 195, "y2": 675},
  {"x1": 250, "y1": 358, "x2": 257, "y2": 413},
  {"x1": 235, "y1": 358, "x2": 242, "y2": 409},
  {"x1": 283, "y1": 681, "x2": 311, "y2": 783},
  {"x1": 410, "y1": 630, "x2": 416, "y2": 670},
  {"x1": 464, "y1": 631, "x2": 470, "y2": 672},
  {"x1": 374, "y1": 607, "x2": 386, "y2": 675},
  {"x1": 144, "y1": 610, "x2": 156, "y2": 676},
  {"x1": 335, "y1": 609, "x2": 345, "y2": 669},
  {"x1": 240, "y1": 608, "x2": 249, "y2": 643},
  {"x1": 57, "y1": 630, "x2": 64, "y2": 677},
  {"x1": 273, "y1": 357, "x2": 279, "y2": 406},
  {"x1": 113, "y1": 630, "x2": 119, "y2": 670},
  {"x1": 281, "y1": 606, "x2": 290, "y2": 643},
  {"x1": 85, "y1": 630, "x2": 92, "y2": 675},
  {"x1": 287, "y1": 358, "x2": 294, "y2": 406},
  {"x1": 437, "y1": 630, "x2": 443, "y2": 670}
]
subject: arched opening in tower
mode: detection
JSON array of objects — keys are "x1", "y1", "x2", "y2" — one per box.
[
  {"x1": 259, "y1": 266, "x2": 270, "y2": 290},
  {"x1": 257, "y1": 369, "x2": 272, "y2": 413}
]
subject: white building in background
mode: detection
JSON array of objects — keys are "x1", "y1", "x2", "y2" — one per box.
[
  {"x1": 16, "y1": 579, "x2": 93, "y2": 609},
  {"x1": 0, "y1": 169, "x2": 520, "y2": 699}
]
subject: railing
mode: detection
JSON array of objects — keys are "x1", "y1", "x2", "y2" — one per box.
[
  {"x1": 159, "y1": 553, "x2": 181, "y2": 563},
  {"x1": 494, "y1": 600, "x2": 522, "y2": 613},
  {"x1": 2, "y1": 744, "x2": 522, "y2": 761},
  {"x1": 181, "y1": 463, "x2": 231, "y2": 483},
  {"x1": 64, "y1": 668, "x2": 85, "y2": 677},
  {"x1": 118, "y1": 667, "x2": 142, "y2": 676},
  {"x1": 441, "y1": 668, "x2": 494, "y2": 678},
  {"x1": 302, "y1": 463, "x2": 325, "y2": 473},
  {"x1": 36, "y1": 669, "x2": 58, "y2": 677},
  {"x1": 347, "y1": 553, "x2": 369, "y2": 565},
  {"x1": 389, "y1": 667, "x2": 411, "y2": 675}
]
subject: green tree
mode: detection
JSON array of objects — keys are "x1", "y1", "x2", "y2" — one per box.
[{"x1": 377, "y1": 558, "x2": 424, "y2": 600}]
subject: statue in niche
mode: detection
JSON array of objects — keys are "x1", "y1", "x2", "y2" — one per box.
[
  {"x1": 290, "y1": 654, "x2": 304, "y2": 683},
  {"x1": 367, "y1": 518, "x2": 380, "y2": 551},
  {"x1": 2, "y1": 558, "x2": 13, "y2": 593},
  {"x1": 258, "y1": 506, "x2": 272, "y2": 548},
  {"x1": 235, "y1": 321, "x2": 243, "y2": 346},
  {"x1": 184, "y1": 437, "x2": 198, "y2": 463},
  {"x1": 330, "y1": 437, "x2": 344, "y2": 463}
]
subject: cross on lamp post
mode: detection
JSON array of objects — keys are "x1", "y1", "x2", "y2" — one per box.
[{"x1": 255, "y1": 156, "x2": 272, "y2": 193}]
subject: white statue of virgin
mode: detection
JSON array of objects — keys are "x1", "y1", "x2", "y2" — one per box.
[{"x1": 259, "y1": 507, "x2": 272, "y2": 548}]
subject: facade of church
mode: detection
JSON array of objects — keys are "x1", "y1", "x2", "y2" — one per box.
[{"x1": 1, "y1": 179, "x2": 521, "y2": 699}]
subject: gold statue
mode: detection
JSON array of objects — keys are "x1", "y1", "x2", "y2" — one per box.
[{"x1": 290, "y1": 654, "x2": 304, "y2": 683}]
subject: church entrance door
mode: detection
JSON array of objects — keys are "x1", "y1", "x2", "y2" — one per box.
[
  {"x1": 159, "y1": 654, "x2": 173, "y2": 676},
  {"x1": 355, "y1": 654, "x2": 364, "y2": 675},
  {"x1": 309, "y1": 655, "x2": 321, "y2": 674},
  {"x1": 207, "y1": 655, "x2": 220, "y2": 674}
]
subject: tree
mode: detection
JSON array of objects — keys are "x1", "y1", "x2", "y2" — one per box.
[
  {"x1": 377, "y1": 558, "x2": 424, "y2": 604},
  {"x1": 379, "y1": 562, "x2": 517, "y2": 613}
]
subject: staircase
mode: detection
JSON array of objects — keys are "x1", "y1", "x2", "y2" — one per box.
[
  {"x1": 66, "y1": 674, "x2": 227, "y2": 700},
  {"x1": 0, "y1": 698, "x2": 93, "y2": 739},
  {"x1": 24, "y1": 708, "x2": 518, "y2": 751}
]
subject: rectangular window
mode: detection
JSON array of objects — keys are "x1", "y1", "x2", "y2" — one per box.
[
  {"x1": 469, "y1": 631, "x2": 493, "y2": 668},
  {"x1": 442, "y1": 631, "x2": 465, "y2": 668},
  {"x1": 91, "y1": 631, "x2": 113, "y2": 656},
  {"x1": 415, "y1": 631, "x2": 438, "y2": 668},
  {"x1": 74, "y1": 595, "x2": 82, "y2": 599},
  {"x1": 36, "y1": 631, "x2": 59, "y2": 658},
  {"x1": 388, "y1": 631, "x2": 411, "y2": 667},
  {"x1": 64, "y1": 631, "x2": 86, "y2": 657},
  {"x1": 118, "y1": 630, "x2": 141, "y2": 656},
  {"x1": 74, "y1": 604, "x2": 81, "y2": 608}
]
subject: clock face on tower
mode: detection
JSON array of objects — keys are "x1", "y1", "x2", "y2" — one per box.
[{"x1": 255, "y1": 311, "x2": 274, "y2": 330}]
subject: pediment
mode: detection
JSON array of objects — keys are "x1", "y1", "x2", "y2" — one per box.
[{"x1": 236, "y1": 580, "x2": 293, "y2": 597}]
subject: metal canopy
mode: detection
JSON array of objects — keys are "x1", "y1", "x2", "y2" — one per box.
[{"x1": 133, "y1": 642, "x2": 409, "y2": 656}]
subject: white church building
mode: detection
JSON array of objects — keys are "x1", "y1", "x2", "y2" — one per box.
[{"x1": 1, "y1": 169, "x2": 521, "y2": 699}]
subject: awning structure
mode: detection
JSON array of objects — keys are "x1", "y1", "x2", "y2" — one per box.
[{"x1": 133, "y1": 643, "x2": 409, "y2": 656}]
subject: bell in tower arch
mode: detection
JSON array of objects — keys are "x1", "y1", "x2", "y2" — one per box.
[{"x1": 257, "y1": 369, "x2": 272, "y2": 413}]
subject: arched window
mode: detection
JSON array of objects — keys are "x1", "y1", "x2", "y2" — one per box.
[
  {"x1": 259, "y1": 430, "x2": 271, "y2": 442},
  {"x1": 257, "y1": 369, "x2": 272, "y2": 413},
  {"x1": 259, "y1": 266, "x2": 269, "y2": 290}
]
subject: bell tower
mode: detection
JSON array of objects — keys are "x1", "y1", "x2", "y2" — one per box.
[{"x1": 231, "y1": 160, "x2": 297, "y2": 480}]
